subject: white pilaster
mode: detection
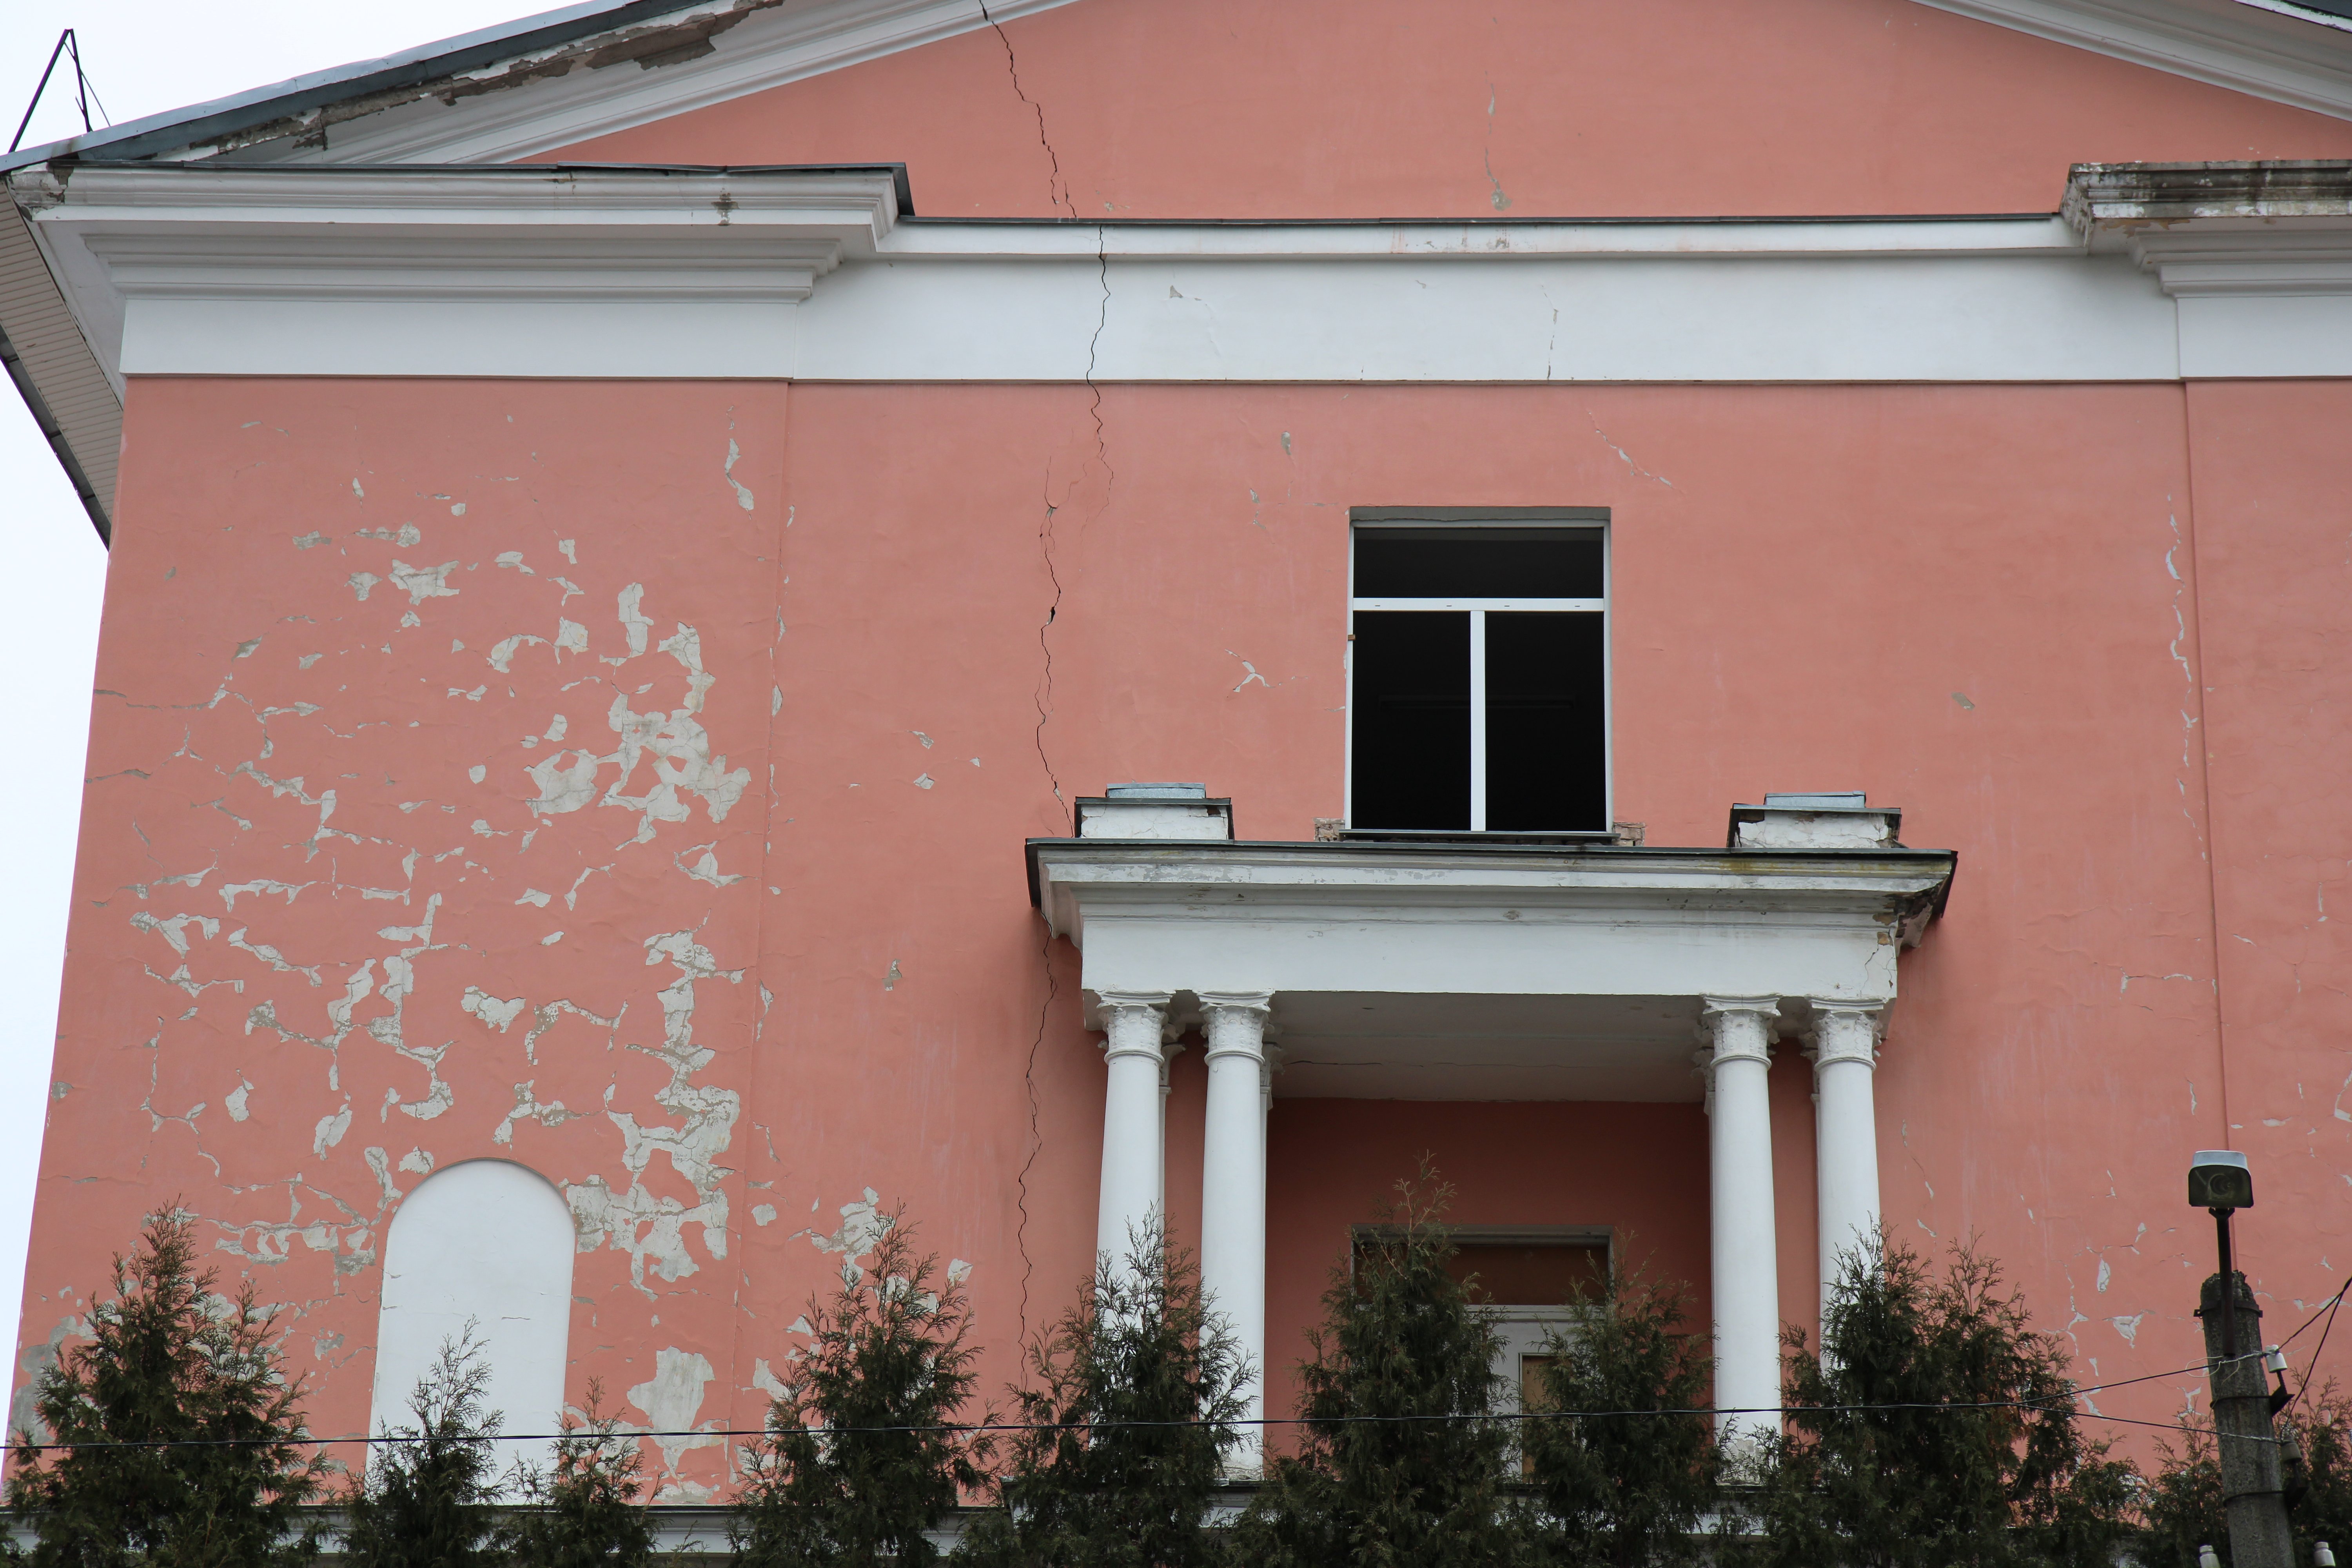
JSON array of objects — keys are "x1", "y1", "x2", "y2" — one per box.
[
  {"x1": 1095, "y1": 991, "x2": 1173, "y2": 1273},
  {"x1": 1701, "y1": 996, "x2": 1782, "y2": 1448},
  {"x1": 1199, "y1": 989, "x2": 1274, "y2": 1477},
  {"x1": 1809, "y1": 1000, "x2": 1887, "y2": 1314}
]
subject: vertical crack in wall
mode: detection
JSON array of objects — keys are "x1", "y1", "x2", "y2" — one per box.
[
  {"x1": 978, "y1": 0, "x2": 1105, "y2": 1338},
  {"x1": 976, "y1": 0, "x2": 1070, "y2": 216},
  {"x1": 1016, "y1": 920, "x2": 1058, "y2": 1343}
]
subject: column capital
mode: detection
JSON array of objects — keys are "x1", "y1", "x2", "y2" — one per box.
[
  {"x1": 1805, "y1": 999, "x2": 1887, "y2": 1070},
  {"x1": 1698, "y1": 996, "x2": 1781, "y2": 1071},
  {"x1": 1197, "y1": 989, "x2": 1275, "y2": 1016},
  {"x1": 1199, "y1": 991, "x2": 1275, "y2": 1063},
  {"x1": 1093, "y1": 991, "x2": 1175, "y2": 1061}
]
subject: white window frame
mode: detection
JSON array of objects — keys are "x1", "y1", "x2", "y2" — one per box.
[{"x1": 1345, "y1": 513, "x2": 1612, "y2": 834}]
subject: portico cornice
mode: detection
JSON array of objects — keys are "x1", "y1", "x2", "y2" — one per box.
[
  {"x1": 1027, "y1": 838, "x2": 1957, "y2": 1009},
  {"x1": 1029, "y1": 838, "x2": 1955, "y2": 936}
]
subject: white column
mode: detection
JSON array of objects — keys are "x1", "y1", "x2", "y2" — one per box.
[
  {"x1": 1810, "y1": 1000, "x2": 1886, "y2": 1314},
  {"x1": 1701, "y1": 996, "x2": 1782, "y2": 1449},
  {"x1": 1199, "y1": 989, "x2": 1274, "y2": 1476},
  {"x1": 1095, "y1": 991, "x2": 1172, "y2": 1274}
]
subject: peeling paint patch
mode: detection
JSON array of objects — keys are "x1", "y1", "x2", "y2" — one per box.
[
  {"x1": 802, "y1": 1187, "x2": 891, "y2": 1282},
  {"x1": 564, "y1": 932, "x2": 740, "y2": 1292},
  {"x1": 461, "y1": 987, "x2": 526, "y2": 1033},
  {"x1": 13, "y1": 1317, "x2": 84, "y2": 1441},
  {"x1": 723, "y1": 439, "x2": 756, "y2": 512},
  {"x1": 313, "y1": 1103, "x2": 352, "y2": 1154},
  {"x1": 626, "y1": 1346, "x2": 720, "y2": 1477}
]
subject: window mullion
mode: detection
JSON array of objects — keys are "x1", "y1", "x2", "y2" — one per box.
[{"x1": 1468, "y1": 609, "x2": 1487, "y2": 833}]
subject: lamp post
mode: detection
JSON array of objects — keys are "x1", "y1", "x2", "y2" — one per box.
[{"x1": 2190, "y1": 1151, "x2": 2293, "y2": 1568}]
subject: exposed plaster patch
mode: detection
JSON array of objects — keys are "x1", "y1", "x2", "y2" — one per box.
[
  {"x1": 675, "y1": 845, "x2": 743, "y2": 887},
  {"x1": 494, "y1": 1080, "x2": 584, "y2": 1145},
  {"x1": 565, "y1": 932, "x2": 740, "y2": 1293},
  {"x1": 461, "y1": 987, "x2": 526, "y2": 1033},
  {"x1": 723, "y1": 439, "x2": 756, "y2": 511},
  {"x1": 626, "y1": 1347, "x2": 721, "y2": 1483},
  {"x1": 387, "y1": 560, "x2": 461, "y2": 606},
  {"x1": 800, "y1": 1188, "x2": 891, "y2": 1284},
  {"x1": 12, "y1": 1317, "x2": 85, "y2": 1441},
  {"x1": 313, "y1": 1103, "x2": 352, "y2": 1154}
]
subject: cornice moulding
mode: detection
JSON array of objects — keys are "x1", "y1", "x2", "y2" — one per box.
[
  {"x1": 1026, "y1": 840, "x2": 1958, "y2": 943},
  {"x1": 229, "y1": 0, "x2": 1084, "y2": 166},
  {"x1": 9, "y1": 165, "x2": 902, "y2": 370},
  {"x1": 1027, "y1": 841, "x2": 1958, "y2": 1007},
  {"x1": 1907, "y1": 0, "x2": 2352, "y2": 120},
  {"x1": 2064, "y1": 158, "x2": 2352, "y2": 293}
]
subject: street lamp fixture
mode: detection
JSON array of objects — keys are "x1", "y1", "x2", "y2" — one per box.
[{"x1": 2192, "y1": 1150, "x2": 2253, "y2": 1361}]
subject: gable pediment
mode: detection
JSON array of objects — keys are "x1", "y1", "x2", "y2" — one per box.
[{"x1": 6, "y1": 0, "x2": 2350, "y2": 181}]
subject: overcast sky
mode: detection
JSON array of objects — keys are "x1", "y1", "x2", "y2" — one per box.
[{"x1": 2, "y1": 0, "x2": 533, "y2": 1378}]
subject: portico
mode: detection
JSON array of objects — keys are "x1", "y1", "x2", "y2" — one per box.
[{"x1": 1029, "y1": 794, "x2": 1955, "y2": 1465}]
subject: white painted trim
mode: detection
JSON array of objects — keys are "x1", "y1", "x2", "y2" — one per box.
[
  {"x1": 1029, "y1": 842, "x2": 1955, "y2": 1006},
  {"x1": 243, "y1": 0, "x2": 1083, "y2": 166},
  {"x1": 21, "y1": 165, "x2": 2352, "y2": 381},
  {"x1": 1906, "y1": 0, "x2": 2352, "y2": 121}
]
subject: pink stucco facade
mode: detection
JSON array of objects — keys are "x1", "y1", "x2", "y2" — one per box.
[{"x1": 12, "y1": 0, "x2": 2352, "y2": 1500}]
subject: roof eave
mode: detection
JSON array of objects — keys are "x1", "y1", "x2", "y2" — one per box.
[{"x1": 0, "y1": 0, "x2": 726, "y2": 174}]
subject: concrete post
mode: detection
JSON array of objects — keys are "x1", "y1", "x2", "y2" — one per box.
[{"x1": 2201, "y1": 1270, "x2": 2293, "y2": 1568}]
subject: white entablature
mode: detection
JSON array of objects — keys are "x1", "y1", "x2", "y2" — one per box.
[{"x1": 1027, "y1": 838, "x2": 1956, "y2": 1014}]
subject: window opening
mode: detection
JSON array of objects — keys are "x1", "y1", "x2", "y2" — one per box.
[
  {"x1": 1349, "y1": 523, "x2": 1608, "y2": 832},
  {"x1": 1349, "y1": 1226, "x2": 1610, "y2": 1450}
]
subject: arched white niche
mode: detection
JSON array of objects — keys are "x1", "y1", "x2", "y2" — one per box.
[{"x1": 370, "y1": 1158, "x2": 575, "y2": 1474}]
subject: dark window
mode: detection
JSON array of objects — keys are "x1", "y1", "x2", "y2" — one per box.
[{"x1": 1349, "y1": 525, "x2": 1607, "y2": 832}]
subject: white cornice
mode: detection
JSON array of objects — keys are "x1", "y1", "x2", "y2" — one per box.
[
  {"x1": 1028, "y1": 841, "x2": 1958, "y2": 1007},
  {"x1": 1907, "y1": 0, "x2": 2352, "y2": 120},
  {"x1": 22, "y1": 162, "x2": 2352, "y2": 381},
  {"x1": 11, "y1": 165, "x2": 901, "y2": 378},
  {"x1": 2065, "y1": 159, "x2": 2352, "y2": 294},
  {"x1": 225, "y1": 0, "x2": 1082, "y2": 167}
]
